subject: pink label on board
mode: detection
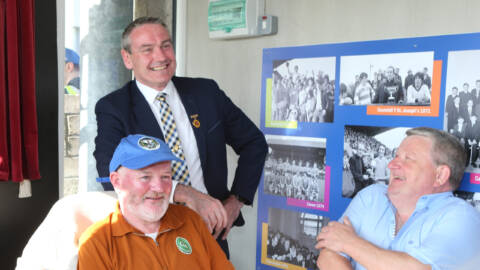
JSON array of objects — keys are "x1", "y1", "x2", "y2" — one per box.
[
  {"x1": 470, "y1": 173, "x2": 480, "y2": 184},
  {"x1": 287, "y1": 166, "x2": 330, "y2": 211}
]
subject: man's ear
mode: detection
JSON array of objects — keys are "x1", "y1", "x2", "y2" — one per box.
[
  {"x1": 110, "y1": 171, "x2": 120, "y2": 189},
  {"x1": 434, "y1": 165, "x2": 451, "y2": 187},
  {"x1": 65, "y1": 62, "x2": 74, "y2": 72},
  {"x1": 120, "y1": 49, "x2": 133, "y2": 70}
]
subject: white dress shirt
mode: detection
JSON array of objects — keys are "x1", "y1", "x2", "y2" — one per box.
[{"x1": 136, "y1": 80, "x2": 207, "y2": 202}]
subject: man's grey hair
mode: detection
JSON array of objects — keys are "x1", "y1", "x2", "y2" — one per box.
[
  {"x1": 121, "y1": 17, "x2": 167, "y2": 53},
  {"x1": 406, "y1": 127, "x2": 467, "y2": 190}
]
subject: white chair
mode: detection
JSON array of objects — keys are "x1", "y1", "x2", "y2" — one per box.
[{"x1": 16, "y1": 191, "x2": 117, "y2": 270}]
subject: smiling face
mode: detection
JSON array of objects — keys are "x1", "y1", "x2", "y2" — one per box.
[
  {"x1": 387, "y1": 135, "x2": 438, "y2": 204},
  {"x1": 414, "y1": 76, "x2": 422, "y2": 89},
  {"x1": 471, "y1": 115, "x2": 477, "y2": 124},
  {"x1": 284, "y1": 239, "x2": 290, "y2": 250},
  {"x1": 121, "y1": 23, "x2": 176, "y2": 91},
  {"x1": 111, "y1": 161, "x2": 172, "y2": 225},
  {"x1": 360, "y1": 76, "x2": 368, "y2": 86},
  {"x1": 378, "y1": 146, "x2": 385, "y2": 157},
  {"x1": 468, "y1": 99, "x2": 474, "y2": 108},
  {"x1": 272, "y1": 233, "x2": 279, "y2": 246},
  {"x1": 386, "y1": 67, "x2": 395, "y2": 80},
  {"x1": 452, "y1": 87, "x2": 458, "y2": 96}
]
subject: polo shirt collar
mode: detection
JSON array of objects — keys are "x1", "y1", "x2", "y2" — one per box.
[
  {"x1": 111, "y1": 202, "x2": 184, "y2": 237},
  {"x1": 415, "y1": 191, "x2": 452, "y2": 210},
  {"x1": 386, "y1": 190, "x2": 453, "y2": 213}
]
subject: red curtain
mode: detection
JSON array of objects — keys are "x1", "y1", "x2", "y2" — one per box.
[{"x1": 0, "y1": 0, "x2": 40, "y2": 182}]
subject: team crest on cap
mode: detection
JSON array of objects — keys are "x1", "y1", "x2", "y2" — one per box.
[
  {"x1": 176, "y1": 237, "x2": 192, "y2": 255},
  {"x1": 138, "y1": 136, "x2": 160, "y2": 150}
]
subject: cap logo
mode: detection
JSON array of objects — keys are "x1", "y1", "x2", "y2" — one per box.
[
  {"x1": 175, "y1": 237, "x2": 192, "y2": 255},
  {"x1": 137, "y1": 136, "x2": 160, "y2": 150}
]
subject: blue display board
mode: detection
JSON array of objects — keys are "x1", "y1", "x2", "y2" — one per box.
[{"x1": 256, "y1": 32, "x2": 480, "y2": 270}]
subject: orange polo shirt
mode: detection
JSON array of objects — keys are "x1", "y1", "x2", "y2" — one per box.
[{"x1": 77, "y1": 203, "x2": 234, "y2": 270}]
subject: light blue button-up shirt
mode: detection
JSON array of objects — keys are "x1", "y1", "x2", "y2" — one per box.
[{"x1": 340, "y1": 184, "x2": 480, "y2": 270}]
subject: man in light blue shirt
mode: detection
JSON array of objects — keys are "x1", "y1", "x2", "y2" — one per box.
[{"x1": 316, "y1": 127, "x2": 480, "y2": 270}]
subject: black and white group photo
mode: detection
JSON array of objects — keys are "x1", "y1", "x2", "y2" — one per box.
[
  {"x1": 339, "y1": 51, "x2": 434, "y2": 106},
  {"x1": 270, "y1": 57, "x2": 336, "y2": 123},
  {"x1": 444, "y1": 50, "x2": 480, "y2": 173},
  {"x1": 263, "y1": 135, "x2": 326, "y2": 203},
  {"x1": 342, "y1": 126, "x2": 409, "y2": 198},
  {"x1": 266, "y1": 207, "x2": 329, "y2": 269}
]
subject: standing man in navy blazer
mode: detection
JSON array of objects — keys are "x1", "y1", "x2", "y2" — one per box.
[{"x1": 93, "y1": 17, "x2": 268, "y2": 256}]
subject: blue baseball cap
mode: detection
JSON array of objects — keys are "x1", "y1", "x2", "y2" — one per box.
[
  {"x1": 109, "y1": 134, "x2": 180, "y2": 173},
  {"x1": 65, "y1": 48, "x2": 79, "y2": 65}
]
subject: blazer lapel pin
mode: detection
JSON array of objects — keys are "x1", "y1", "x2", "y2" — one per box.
[{"x1": 190, "y1": 114, "x2": 200, "y2": 128}]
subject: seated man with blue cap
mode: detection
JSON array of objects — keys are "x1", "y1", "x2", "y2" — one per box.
[{"x1": 77, "y1": 134, "x2": 234, "y2": 269}]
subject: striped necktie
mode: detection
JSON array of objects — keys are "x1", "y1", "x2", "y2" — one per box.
[{"x1": 156, "y1": 92, "x2": 190, "y2": 185}]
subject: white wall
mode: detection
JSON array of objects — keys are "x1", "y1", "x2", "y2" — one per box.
[
  {"x1": 183, "y1": 0, "x2": 480, "y2": 269},
  {"x1": 65, "y1": 0, "x2": 80, "y2": 53}
]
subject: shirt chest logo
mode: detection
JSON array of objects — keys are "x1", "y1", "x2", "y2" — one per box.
[{"x1": 176, "y1": 236, "x2": 192, "y2": 255}]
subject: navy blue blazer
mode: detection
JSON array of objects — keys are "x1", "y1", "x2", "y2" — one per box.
[{"x1": 94, "y1": 77, "x2": 268, "y2": 226}]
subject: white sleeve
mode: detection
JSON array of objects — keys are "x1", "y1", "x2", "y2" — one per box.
[{"x1": 169, "y1": 180, "x2": 179, "y2": 203}]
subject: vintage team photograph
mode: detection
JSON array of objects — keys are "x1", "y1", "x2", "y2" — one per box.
[
  {"x1": 342, "y1": 125, "x2": 411, "y2": 198},
  {"x1": 263, "y1": 135, "x2": 327, "y2": 203},
  {"x1": 339, "y1": 51, "x2": 434, "y2": 106},
  {"x1": 270, "y1": 57, "x2": 336, "y2": 123},
  {"x1": 444, "y1": 50, "x2": 480, "y2": 173},
  {"x1": 266, "y1": 207, "x2": 329, "y2": 269}
]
